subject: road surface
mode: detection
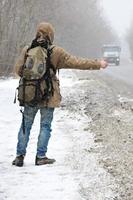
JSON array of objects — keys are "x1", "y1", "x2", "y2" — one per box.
[{"x1": 104, "y1": 57, "x2": 133, "y2": 86}]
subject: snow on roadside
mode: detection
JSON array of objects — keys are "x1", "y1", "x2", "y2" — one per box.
[{"x1": 0, "y1": 71, "x2": 116, "y2": 200}]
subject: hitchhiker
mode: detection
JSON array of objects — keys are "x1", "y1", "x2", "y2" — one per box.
[{"x1": 12, "y1": 22, "x2": 108, "y2": 167}]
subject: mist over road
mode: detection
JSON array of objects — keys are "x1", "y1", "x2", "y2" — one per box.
[{"x1": 103, "y1": 57, "x2": 133, "y2": 86}]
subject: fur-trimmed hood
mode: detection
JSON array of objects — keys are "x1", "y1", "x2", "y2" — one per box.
[{"x1": 36, "y1": 22, "x2": 54, "y2": 44}]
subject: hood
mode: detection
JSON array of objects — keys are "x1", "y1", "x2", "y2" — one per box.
[{"x1": 36, "y1": 22, "x2": 54, "y2": 44}]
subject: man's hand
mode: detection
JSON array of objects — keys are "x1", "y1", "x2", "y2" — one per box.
[{"x1": 99, "y1": 59, "x2": 108, "y2": 69}]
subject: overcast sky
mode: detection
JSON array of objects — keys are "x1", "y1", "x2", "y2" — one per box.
[{"x1": 101, "y1": 0, "x2": 133, "y2": 36}]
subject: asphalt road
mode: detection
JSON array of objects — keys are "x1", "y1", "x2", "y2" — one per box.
[
  {"x1": 62, "y1": 68, "x2": 133, "y2": 200},
  {"x1": 103, "y1": 57, "x2": 133, "y2": 86}
]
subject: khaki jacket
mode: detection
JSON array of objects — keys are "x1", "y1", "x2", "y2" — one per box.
[{"x1": 15, "y1": 45, "x2": 101, "y2": 107}]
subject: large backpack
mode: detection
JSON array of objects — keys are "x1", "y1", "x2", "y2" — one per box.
[{"x1": 17, "y1": 45, "x2": 55, "y2": 106}]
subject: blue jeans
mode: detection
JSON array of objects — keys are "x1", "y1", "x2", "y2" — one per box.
[{"x1": 16, "y1": 105, "x2": 54, "y2": 158}]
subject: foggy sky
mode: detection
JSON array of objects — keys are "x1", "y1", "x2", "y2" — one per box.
[{"x1": 101, "y1": 0, "x2": 133, "y2": 36}]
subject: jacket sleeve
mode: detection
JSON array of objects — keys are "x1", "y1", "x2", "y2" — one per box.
[
  {"x1": 56, "y1": 47, "x2": 101, "y2": 70},
  {"x1": 14, "y1": 46, "x2": 28, "y2": 76}
]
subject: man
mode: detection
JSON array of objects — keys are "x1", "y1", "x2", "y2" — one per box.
[{"x1": 12, "y1": 22, "x2": 108, "y2": 167}]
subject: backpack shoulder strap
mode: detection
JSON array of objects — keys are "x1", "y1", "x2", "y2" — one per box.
[
  {"x1": 47, "y1": 45, "x2": 56, "y2": 74},
  {"x1": 47, "y1": 45, "x2": 55, "y2": 56}
]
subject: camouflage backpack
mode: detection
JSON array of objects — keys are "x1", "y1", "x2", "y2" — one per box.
[{"x1": 17, "y1": 45, "x2": 55, "y2": 106}]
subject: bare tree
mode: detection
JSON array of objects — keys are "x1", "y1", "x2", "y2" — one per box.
[{"x1": 0, "y1": 0, "x2": 117, "y2": 76}]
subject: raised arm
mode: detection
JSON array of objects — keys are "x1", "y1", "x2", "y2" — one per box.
[{"x1": 55, "y1": 47, "x2": 107, "y2": 70}]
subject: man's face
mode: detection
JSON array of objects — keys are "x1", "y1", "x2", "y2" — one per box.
[{"x1": 37, "y1": 31, "x2": 47, "y2": 43}]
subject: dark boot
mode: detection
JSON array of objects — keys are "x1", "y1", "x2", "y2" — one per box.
[
  {"x1": 12, "y1": 155, "x2": 24, "y2": 167},
  {"x1": 35, "y1": 156, "x2": 56, "y2": 165}
]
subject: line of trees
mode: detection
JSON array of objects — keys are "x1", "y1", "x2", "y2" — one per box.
[
  {"x1": 0, "y1": 0, "x2": 118, "y2": 76},
  {"x1": 127, "y1": 18, "x2": 133, "y2": 60}
]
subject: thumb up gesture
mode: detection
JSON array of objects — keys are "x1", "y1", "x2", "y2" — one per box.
[{"x1": 99, "y1": 59, "x2": 108, "y2": 69}]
